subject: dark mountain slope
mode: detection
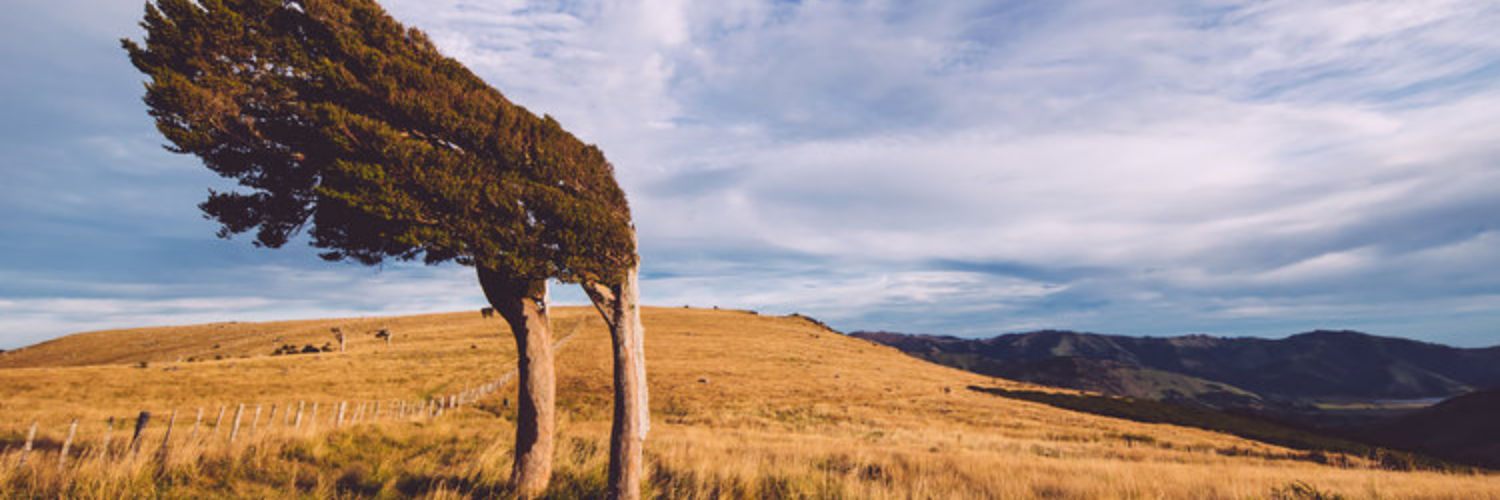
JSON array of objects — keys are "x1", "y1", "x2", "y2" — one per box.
[
  {"x1": 976, "y1": 356, "x2": 1266, "y2": 409},
  {"x1": 1128, "y1": 331, "x2": 1491, "y2": 399},
  {"x1": 1372, "y1": 386, "x2": 1500, "y2": 468},
  {"x1": 852, "y1": 330, "x2": 1500, "y2": 402}
]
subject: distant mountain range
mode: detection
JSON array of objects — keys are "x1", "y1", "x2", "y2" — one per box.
[
  {"x1": 853, "y1": 328, "x2": 1500, "y2": 468},
  {"x1": 852, "y1": 329, "x2": 1500, "y2": 403}
]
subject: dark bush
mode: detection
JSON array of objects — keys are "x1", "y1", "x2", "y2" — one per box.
[{"x1": 1269, "y1": 481, "x2": 1345, "y2": 500}]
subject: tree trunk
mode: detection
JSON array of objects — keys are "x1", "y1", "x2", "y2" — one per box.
[
  {"x1": 477, "y1": 266, "x2": 555, "y2": 499},
  {"x1": 585, "y1": 262, "x2": 649, "y2": 500}
]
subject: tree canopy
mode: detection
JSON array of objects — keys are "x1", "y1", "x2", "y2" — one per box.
[{"x1": 123, "y1": 0, "x2": 636, "y2": 284}]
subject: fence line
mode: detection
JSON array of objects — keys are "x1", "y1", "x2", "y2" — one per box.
[
  {"x1": 58, "y1": 419, "x2": 77, "y2": 468},
  {"x1": 17, "y1": 421, "x2": 36, "y2": 467},
  {"x1": 5, "y1": 316, "x2": 588, "y2": 472}
]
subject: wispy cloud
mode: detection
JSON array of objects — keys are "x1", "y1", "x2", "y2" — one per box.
[
  {"x1": 0, "y1": 264, "x2": 490, "y2": 348},
  {"x1": 2, "y1": 0, "x2": 1498, "y2": 348}
]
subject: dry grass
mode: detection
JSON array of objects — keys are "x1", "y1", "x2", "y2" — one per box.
[{"x1": 2, "y1": 306, "x2": 1497, "y2": 499}]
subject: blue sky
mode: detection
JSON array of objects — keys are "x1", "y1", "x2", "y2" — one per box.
[{"x1": 3, "y1": 0, "x2": 1499, "y2": 348}]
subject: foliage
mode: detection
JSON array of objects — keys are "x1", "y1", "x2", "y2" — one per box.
[
  {"x1": 271, "y1": 343, "x2": 328, "y2": 355},
  {"x1": 1267, "y1": 481, "x2": 1347, "y2": 500},
  {"x1": 786, "y1": 313, "x2": 838, "y2": 334},
  {"x1": 122, "y1": 0, "x2": 634, "y2": 283}
]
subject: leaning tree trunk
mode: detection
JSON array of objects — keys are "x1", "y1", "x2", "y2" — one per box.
[
  {"x1": 585, "y1": 262, "x2": 649, "y2": 500},
  {"x1": 477, "y1": 267, "x2": 555, "y2": 499}
]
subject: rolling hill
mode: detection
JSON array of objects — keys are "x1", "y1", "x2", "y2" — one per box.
[
  {"x1": 1373, "y1": 386, "x2": 1500, "y2": 469},
  {"x1": 2, "y1": 308, "x2": 1497, "y2": 499},
  {"x1": 852, "y1": 329, "x2": 1500, "y2": 404}
]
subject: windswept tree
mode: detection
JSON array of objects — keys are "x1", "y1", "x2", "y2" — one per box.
[{"x1": 123, "y1": 0, "x2": 648, "y2": 497}]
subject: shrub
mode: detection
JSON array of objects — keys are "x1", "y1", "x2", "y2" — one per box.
[
  {"x1": 1269, "y1": 481, "x2": 1345, "y2": 500},
  {"x1": 272, "y1": 344, "x2": 304, "y2": 356}
]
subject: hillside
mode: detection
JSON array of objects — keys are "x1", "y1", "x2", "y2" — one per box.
[
  {"x1": 1373, "y1": 386, "x2": 1500, "y2": 469},
  {"x1": 965, "y1": 356, "x2": 1266, "y2": 409},
  {"x1": 0, "y1": 312, "x2": 490, "y2": 369},
  {"x1": 2, "y1": 308, "x2": 1497, "y2": 499},
  {"x1": 852, "y1": 329, "x2": 1500, "y2": 403}
]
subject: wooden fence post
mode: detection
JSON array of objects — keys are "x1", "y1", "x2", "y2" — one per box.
[
  {"x1": 229, "y1": 404, "x2": 245, "y2": 443},
  {"x1": 267, "y1": 404, "x2": 278, "y2": 430},
  {"x1": 129, "y1": 412, "x2": 151, "y2": 457},
  {"x1": 336, "y1": 401, "x2": 347, "y2": 427},
  {"x1": 17, "y1": 421, "x2": 37, "y2": 468},
  {"x1": 294, "y1": 401, "x2": 305, "y2": 429},
  {"x1": 96, "y1": 417, "x2": 116, "y2": 462},
  {"x1": 213, "y1": 406, "x2": 226, "y2": 440},
  {"x1": 251, "y1": 405, "x2": 262, "y2": 435},
  {"x1": 190, "y1": 408, "x2": 204, "y2": 443},
  {"x1": 309, "y1": 402, "x2": 319, "y2": 430},
  {"x1": 58, "y1": 418, "x2": 79, "y2": 468},
  {"x1": 157, "y1": 410, "x2": 177, "y2": 464}
]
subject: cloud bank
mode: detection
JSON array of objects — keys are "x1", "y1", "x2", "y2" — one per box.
[{"x1": 2, "y1": 0, "x2": 1498, "y2": 348}]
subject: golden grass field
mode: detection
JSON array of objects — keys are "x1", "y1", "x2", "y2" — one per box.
[{"x1": 1, "y1": 306, "x2": 1496, "y2": 499}]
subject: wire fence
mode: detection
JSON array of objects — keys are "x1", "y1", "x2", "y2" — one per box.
[{"x1": 1, "y1": 317, "x2": 585, "y2": 473}]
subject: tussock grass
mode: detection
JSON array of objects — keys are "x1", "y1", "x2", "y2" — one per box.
[{"x1": 2, "y1": 307, "x2": 1497, "y2": 498}]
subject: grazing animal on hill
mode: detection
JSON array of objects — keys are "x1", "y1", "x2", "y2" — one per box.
[{"x1": 481, "y1": 307, "x2": 496, "y2": 319}]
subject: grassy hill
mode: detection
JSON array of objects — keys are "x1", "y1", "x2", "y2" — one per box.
[{"x1": 2, "y1": 307, "x2": 1497, "y2": 499}]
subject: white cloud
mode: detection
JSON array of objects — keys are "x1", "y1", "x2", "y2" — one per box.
[
  {"x1": 0, "y1": 264, "x2": 492, "y2": 348},
  {"x1": 4, "y1": 0, "x2": 1499, "y2": 346}
]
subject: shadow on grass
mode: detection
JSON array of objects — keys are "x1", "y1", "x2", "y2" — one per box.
[{"x1": 967, "y1": 386, "x2": 1463, "y2": 472}]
